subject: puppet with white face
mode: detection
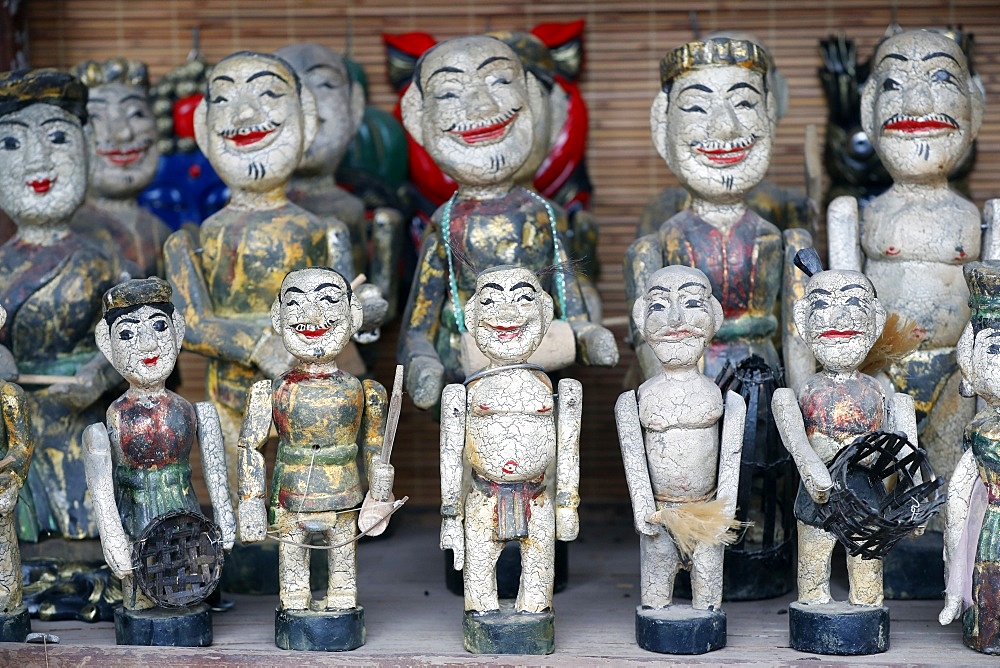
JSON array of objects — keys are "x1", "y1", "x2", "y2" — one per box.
[
  {"x1": 616, "y1": 265, "x2": 746, "y2": 654},
  {"x1": 439, "y1": 265, "x2": 580, "y2": 654},
  {"x1": 237, "y1": 267, "x2": 393, "y2": 651},
  {"x1": 82, "y1": 277, "x2": 234, "y2": 645}
]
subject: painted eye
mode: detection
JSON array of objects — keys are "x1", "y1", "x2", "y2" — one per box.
[
  {"x1": 435, "y1": 92, "x2": 458, "y2": 100},
  {"x1": 480, "y1": 298, "x2": 494, "y2": 306},
  {"x1": 735, "y1": 100, "x2": 757, "y2": 110},
  {"x1": 152, "y1": 319, "x2": 168, "y2": 332},
  {"x1": 286, "y1": 299, "x2": 299, "y2": 307},
  {"x1": 0, "y1": 136, "x2": 19, "y2": 151},
  {"x1": 118, "y1": 330, "x2": 133, "y2": 341},
  {"x1": 932, "y1": 69, "x2": 958, "y2": 86},
  {"x1": 680, "y1": 105, "x2": 706, "y2": 114},
  {"x1": 49, "y1": 130, "x2": 68, "y2": 145},
  {"x1": 320, "y1": 295, "x2": 340, "y2": 304},
  {"x1": 648, "y1": 303, "x2": 665, "y2": 312},
  {"x1": 812, "y1": 300, "x2": 829, "y2": 309},
  {"x1": 211, "y1": 95, "x2": 228, "y2": 104},
  {"x1": 685, "y1": 299, "x2": 704, "y2": 308},
  {"x1": 882, "y1": 78, "x2": 901, "y2": 92},
  {"x1": 516, "y1": 294, "x2": 535, "y2": 303},
  {"x1": 987, "y1": 344, "x2": 1000, "y2": 355},
  {"x1": 491, "y1": 77, "x2": 511, "y2": 86},
  {"x1": 261, "y1": 90, "x2": 285, "y2": 99},
  {"x1": 129, "y1": 109, "x2": 147, "y2": 120}
]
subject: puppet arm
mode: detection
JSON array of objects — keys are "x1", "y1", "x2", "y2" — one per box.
[
  {"x1": 196, "y1": 401, "x2": 236, "y2": 550},
  {"x1": 236, "y1": 380, "x2": 272, "y2": 543},
  {"x1": 440, "y1": 383, "x2": 466, "y2": 570}
]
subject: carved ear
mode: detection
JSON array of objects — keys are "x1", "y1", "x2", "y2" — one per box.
[
  {"x1": 348, "y1": 292, "x2": 364, "y2": 336},
  {"x1": 0, "y1": 305, "x2": 7, "y2": 330},
  {"x1": 650, "y1": 91, "x2": 671, "y2": 166},
  {"x1": 631, "y1": 296, "x2": 647, "y2": 334},
  {"x1": 872, "y1": 299, "x2": 887, "y2": 340},
  {"x1": 540, "y1": 290, "x2": 554, "y2": 334},
  {"x1": 193, "y1": 97, "x2": 210, "y2": 155},
  {"x1": 860, "y1": 77, "x2": 876, "y2": 144},
  {"x1": 793, "y1": 296, "x2": 810, "y2": 344},
  {"x1": 299, "y1": 86, "x2": 319, "y2": 151},
  {"x1": 401, "y1": 84, "x2": 424, "y2": 147},
  {"x1": 270, "y1": 297, "x2": 282, "y2": 334},
  {"x1": 349, "y1": 80, "x2": 366, "y2": 132},
  {"x1": 956, "y1": 322, "x2": 975, "y2": 381},
  {"x1": 463, "y1": 294, "x2": 478, "y2": 335},
  {"x1": 171, "y1": 311, "x2": 186, "y2": 350},
  {"x1": 525, "y1": 71, "x2": 546, "y2": 130},
  {"x1": 96, "y1": 320, "x2": 112, "y2": 361},
  {"x1": 969, "y1": 74, "x2": 985, "y2": 139},
  {"x1": 709, "y1": 295, "x2": 724, "y2": 337}
]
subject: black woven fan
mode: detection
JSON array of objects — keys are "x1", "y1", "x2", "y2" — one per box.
[{"x1": 132, "y1": 509, "x2": 224, "y2": 608}]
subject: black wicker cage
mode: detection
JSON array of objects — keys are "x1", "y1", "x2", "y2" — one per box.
[{"x1": 131, "y1": 509, "x2": 224, "y2": 608}]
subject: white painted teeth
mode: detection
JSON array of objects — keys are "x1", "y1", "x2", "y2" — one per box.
[
  {"x1": 455, "y1": 108, "x2": 515, "y2": 133},
  {"x1": 697, "y1": 135, "x2": 754, "y2": 151},
  {"x1": 294, "y1": 324, "x2": 324, "y2": 332}
]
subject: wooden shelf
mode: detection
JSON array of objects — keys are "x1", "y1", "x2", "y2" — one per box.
[{"x1": 4, "y1": 508, "x2": 993, "y2": 666}]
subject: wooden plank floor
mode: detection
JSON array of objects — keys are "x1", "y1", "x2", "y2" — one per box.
[{"x1": 1, "y1": 507, "x2": 993, "y2": 667}]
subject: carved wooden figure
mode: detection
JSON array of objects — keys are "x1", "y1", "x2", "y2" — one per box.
[
  {"x1": 82, "y1": 277, "x2": 235, "y2": 646},
  {"x1": 0, "y1": 305, "x2": 33, "y2": 642},
  {"x1": 278, "y1": 43, "x2": 404, "y2": 321},
  {"x1": 398, "y1": 35, "x2": 616, "y2": 411},
  {"x1": 826, "y1": 27, "x2": 995, "y2": 598},
  {"x1": 772, "y1": 252, "x2": 918, "y2": 655},
  {"x1": 0, "y1": 69, "x2": 121, "y2": 541},
  {"x1": 440, "y1": 265, "x2": 580, "y2": 654},
  {"x1": 940, "y1": 261, "x2": 1000, "y2": 655},
  {"x1": 616, "y1": 265, "x2": 746, "y2": 654},
  {"x1": 72, "y1": 58, "x2": 171, "y2": 278},
  {"x1": 163, "y1": 51, "x2": 385, "y2": 499},
  {"x1": 237, "y1": 267, "x2": 394, "y2": 652}
]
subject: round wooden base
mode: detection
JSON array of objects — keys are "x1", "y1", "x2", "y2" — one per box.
[
  {"x1": 274, "y1": 606, "x2": 365, "y2": 651},
  {"x1": 788, "y1": 601, "x2": 889, "y2": 655},
  {"x1": 883, "y1": 531, "x2": 944, "y2": 600},
  {"x1": 114, "y1": 604, "x2": 212, "y2": 646},
  {"x1": 463, "y1": 603, "x2": 554, "y2": 655},
  {"x1": 635, "y1": 605, "x2": 726, "y2": 654},
  {"x1": 0, "y1": 604, "x2": 30, "y2": 642}
]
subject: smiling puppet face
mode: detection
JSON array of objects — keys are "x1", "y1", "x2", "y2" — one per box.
[
  {"x1": 271, "y1": 267, "x2": 363, "y2": 364},
  {"x1": 401, "y1": 36, "x2": 542, "y2": 189},
  {"x1": 862, "y1": 30, "x2": 982, "y2": 183},
  {"x1": 194, "y1": 52, "x2": 317, "y2": 193},
  {"x1": 464, "y1": 265, "x2": 553, "y2": 364},
  {"x1": 86, "y1": 82, "x2": 159, "y2": 199},
  {"x1": 632, "y1": 265, "x2": 723, "y2": 370},
  {"x1": 794, "y1": 270, "x2": 886, "y2": 373}
]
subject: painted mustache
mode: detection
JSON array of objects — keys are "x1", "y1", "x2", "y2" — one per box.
[
  {"x1": 96, "y1": 138, "x2": 152, "y2": 166},
  {"x1": 882, "y1": 113, "x2": 959, "y2": 134},
  {"x1": 693, "y1": 135, "x2": 757, "y2": 164},
  {"x1": 447, "y1": 108, "x2": 520, "y2": 144},
  {"x1": 218, "y1": 121, "x2": 282, "y2": 146}
]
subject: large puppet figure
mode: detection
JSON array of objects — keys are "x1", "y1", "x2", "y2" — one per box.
[
  {"x1": 826, "y1": 27, "x2": 996, "y2": 598},
  {"x1": 398, "y1": 35, "x2": 617, "y2": 411}
]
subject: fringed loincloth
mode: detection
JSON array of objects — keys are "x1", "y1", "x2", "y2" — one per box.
[
  {"x1": 650, "y1": 491, "x2": 745, "y2": 558},
  {"x1": 472, "y1": 471, "x2": 546, "y2": 541}
]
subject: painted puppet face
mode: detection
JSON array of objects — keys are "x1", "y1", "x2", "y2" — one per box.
[
  {"x1": 864, "y1": 31, "x2": 978, "y2": 183},
  {"x1": 962, "y1": 326, "x2": 1000, "y2": 406},
  {"x1": 657, "y1": 65, "x2": 773, "y2": 203},
  {"x1": 200, "y1": 54, "x2": 307, "y2": 193},
  {"x1": 87, "y1": 82, "x2": 160, "y2": 198},
  {"x1": 635, "y1": 265, "x2": 721, "y2": 369},
  {"x1": 465, "y1": 266, "x2": 553, "y2": 363},
  {"x1": 0, "y1": 104, "x2": 88, "y2": 227},
  {"x1": 410, "y1": 37, "x2": 535, "y2": 188},
  {"x1": 795, "y1": 270, "x2": 885, "y2": 373},
  {"x1": 273, "y1": 268, "x2": 361, "y2": 363},
  {"x1": 107, "y1": 305, "x2": 183, "y2": 388},
  {"x1": 277, "y1": 44, "x2": 358, "y2": 176}
]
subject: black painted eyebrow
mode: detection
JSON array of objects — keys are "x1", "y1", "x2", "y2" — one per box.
[
  {"x1": 211, "y1": 75, "x2": 236, "y2": 84},
  {"x1": 477, "y1": 56, "x2": 512, "y2": 70},
  {"x1": 116, "y1": 317, "x2": 140, "y2": 325},
  {"x1": 680, "y1": 83, "x2": 713, "y2": 94},
  {"x1": 428, "y1": 66, "x2": 464, "y2": 84},
  {"x1": 313, "y1": 282, "x2": 344, "y2": 292},
  {"x1": 840, "y1": 284, "x2": 869, "y2": 292},
  {"x1": 678, "y1": 281, "x2": 707, "y2": 291},
  {"x1": 0, "y1": 120, "x2": 28, "y2": 128},
  {"x1": 922, "y1": 51, "x2": 960, "y2": 65},
  {"x1": 247, "y1": 70, "x2": 289, "y2": 85},
  {"x1": 305, "y1": 63, "x2": 341, "y2": 74},
  {"x1": 481, "y1": 282, "x2": 504, "y2": 292},
  {"x1": 510, "y1": 281, "x2": 538, "y2": 292},
  {"x1": 879, "y1": 53, "x2": 908, "y2": 65},
  {"x1": 41, "y1": 117, "x2": 74, "y2": 126},
  {"x1": 728, "y1": 82, "x2": 760, "y2": 94},
  {"x1": 808, "y1": 288, "x2": 833, "y2": 296},
  {"x1": 283, "y1": 286, "x2": 306, "y2": 295}
]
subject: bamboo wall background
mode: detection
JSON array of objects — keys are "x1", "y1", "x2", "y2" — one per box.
[{"x1": 22, "y1": 1, "x2": 1000, "y2": 507}]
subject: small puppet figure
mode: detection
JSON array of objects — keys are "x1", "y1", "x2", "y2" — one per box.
[
  {"x1": 164, "y1": 51, "x2": 386, "y2": 499},
  {"x1": 398, "y1": 34, "x2": 617, "y2": 411},
  {"x1": 940, "y1": 260, "x2": 1000, "y2": 655},
  {"x1": 0, "y1": 305, "x2": 34, "y2": 642},
  {"x1": 826, "y1": 28, "x2": 997, "y2": 597},
  {"x1": 278, "y1": 43, "x2": 405, "y2": 322},
  {"x1": 772, "y1": 249, "x2": 920, "y2": 655},
  {"x1": 237, "y1": 267, "x2": 397, "y2": 652},
  {"x1": 616, "y1": 265, "x2": 746, "y2": 654},
  {"x1": 440, "y1": 265, "x2": 581, "y2": 655},
  {"x1": 72, "y1": 57, "x2": 171, "y2": 278},
  {"x1": 82, "y1": 277, "x2": 235, "y2": 646}
]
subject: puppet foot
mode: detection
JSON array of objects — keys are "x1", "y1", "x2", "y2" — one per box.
[
  {"x1": 0, "y1": 604, "x2": 30, "y2": 642},
  {"x1": 789, "y1": 601, "x2": 889, "y2": 655},
  {"x1": 463, "y1": 602, "x2": 554, "y2": 654},
  {"x1": 275, "y1": 606, "x2": 364, "y2": 651},
  {"x1": 635, "y1": 605, "x2": 726, "y2": 654},
  {"x1": 114, "y1": 604, "x2": 212, "y2": 646}
]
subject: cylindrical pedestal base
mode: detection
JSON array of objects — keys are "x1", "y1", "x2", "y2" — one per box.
[
  {"x1": 635, "y1": 605, "x2": 726, "y2": 654},
  {"x1": 788, "y1": 601, "x2": 889, "y2": 655},
  {"x1": 275, "y1": 606, "x2": 365, "y2": 651},
  {"x1": 0, "y1": 605, "x2": 30, "y2": 642},
  {"x1": 883, "y1": 531, "x2": 944, "y2": 600},
  {"x1": 463, "y1": 603, "x2": 554, "y2": 655},
  {"x1": 114, "y1": 604, "x2": 212, "y2": 646}
]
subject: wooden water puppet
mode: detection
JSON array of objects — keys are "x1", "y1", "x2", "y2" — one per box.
[
  {"x1": 237, "y1": 267, "x2": 401, "y2": 651},
  {"x1": 616, "y1": 265, "x2": 745, "y2": 654},
  {"x1": 82, "y1": 277, "x2": 235, "y2": 646},
  {"x1": 440, "y1": 265, "x2": 580, "y2": 654}
]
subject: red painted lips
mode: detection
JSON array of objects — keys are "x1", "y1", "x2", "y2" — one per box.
[
  {"x1": 97, "y1": 147, "x2": 146, "y2": 166},
  {"x1": 228, "y1": 129, "x2": 273, "y2": 146},
  {"x1": 142, "y1": 356, "x2": 159, "y2": 367},
  {"x1": 453, "y1": 113, "x2": 516, "y2": 144},
  {"x1": 883, "y1": 118, "x2": 958, "y2": 133},
  {"x1": 697, "y1": 146, "x2": 750, "y2": 164},
  {"x1": 492, "y1": 324, "x2": 521, "y2": 341},
  {"x1": 819, "y1": 330, "x2": 862, "y2": 339},
  {"x1": 301, "y1": 327, "x2": 329, "y2": 340},
  {"x1": 27, "y1": 179, "x2": 53, "y2": 193}
]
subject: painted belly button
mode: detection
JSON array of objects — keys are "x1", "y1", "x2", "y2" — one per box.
[
  {"x1": 502, "y1": 460, "x2": 517, "y2": 474},
  {"x1": 885, "y1": 246, "x2": 900, "y2": 256}
]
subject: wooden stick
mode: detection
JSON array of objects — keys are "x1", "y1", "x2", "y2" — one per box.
[
  {"x1": 380, "y1": 364, "x2": 404, "y2": 464},
  {"x1": 17, "y1": 374, "x2": 87, "y2": 386}
]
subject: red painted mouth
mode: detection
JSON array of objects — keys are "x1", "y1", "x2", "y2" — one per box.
[
  {"x1": 142, "y1": 356, "x2": 159, "y2": 367},
  {"x1": 452, "y1": 113, "x2": 517, "y2": 145},
  {"x1": 27, "y1": 179, "x2": 53, "y2": 193},
  {"x1": 502, "y1": 460, "x2": 518, "y2": 474},
  {"x1": 819, "y1": 330, "x2": 862, "y2": 339},
  {"x1": 883, "y1": 119, "x2": 958, "y2": 133},
  {"x1": 490, "y1": 324, "x2": 522, "y2": 342},
  {"x1": 229, "y1": 129, "x2": 273, "y2": 146},
  {"x1": 97, "y1": 147, "x2": 147, "y2": 166},
  {"x1": 301, "y1": 327, "x2": 329, "y2": 340},
  {"x1": 697, "y1": 146, "x2": 751, "y2": 164}
]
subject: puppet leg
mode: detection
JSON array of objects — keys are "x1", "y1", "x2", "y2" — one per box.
[
  {"x1": 797, "y1": 521, "x2": 835, "y2": 605},
  {"x1": 324, "y1": 512, "x2": 358, "y2": 610},
  {"x1": 463, "y1": 487, "x2": 504, "y2": 613},
  {"x1": 516, "y1": 494, "x2": 555, "y2": 613}
]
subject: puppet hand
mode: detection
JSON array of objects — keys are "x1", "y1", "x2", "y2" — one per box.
[
  {"x1": 356, "y1": 283, "x2": 389, "y2": 333},
  {"x1": 556, "y1": 506, "x2": 579, "y2": 541},
  {"x1": 939, "y1": 594, "x2": 962, "y2": 625},
  {"x1": 368, "y1": 462, "x2": 395, "y2": 502},
  {"x1": 407, "y1": 355, "x2": 445, "y2": 410},
  {"x1": 49, "y1": 369, "x2": 100, "y2": 410},
  {"x1": 250, "y1": 331, "x2": 295, "y2": 379},
  {"x1": 575, "y1": 322, "x2": 620, "y2": 367},
  {"x1": 238, "y1": 497, "x2": 267, "y2": 544},
  {"x1": 440, "y1": 516, "x2": 464, "y2": 570},
  {"x1": 636, "y1": 510, "x2": 660, "y2": 537}
]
